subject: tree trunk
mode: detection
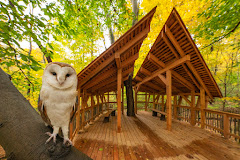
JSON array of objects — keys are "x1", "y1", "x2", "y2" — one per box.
[
  {"x1": 0, "y1": 68, "x2": 91, "y2": 160},
  {"x1": 131, "y1": 0, "x2": 139, "y2": 26},
  {"x1": 124, "y1": 0, "x2": 139, "y2": 116},
  {"x1": 124, "y1": 73, "x2": 135, "y2": 116}
]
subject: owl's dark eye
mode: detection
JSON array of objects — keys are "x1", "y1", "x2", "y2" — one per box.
[
  {"x1": 66, "y1": 74, "x2": 71, "y2": 77},
  {"x1": 52, "y1": 72, "x2": 57, "y2": 76}
]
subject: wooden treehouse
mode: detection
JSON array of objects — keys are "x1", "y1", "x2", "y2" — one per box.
[{"x1": 68, "y1": 7, "x2": 240, "y2": 160}]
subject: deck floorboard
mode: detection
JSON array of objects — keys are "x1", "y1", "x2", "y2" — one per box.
[{"x1": 73, "y1": 111, "x2": 240, "y2": 160}]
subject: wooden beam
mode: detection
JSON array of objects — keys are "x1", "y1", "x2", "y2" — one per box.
[
  {"x1": 161, "y1": 31, "x2": 180, "y2": 59},
  {"x1": 148, "y1": 53, "x2": 165, "y2": 68},
  {"x1": 190, "y1": 90, "x2": 196, "y2": 126},
  {"x1": 161, "y1": 95, "x2": 164, "y2": 112},
  {"x1": 140, "y1": 84, "x2": 159, "y2": 93},
  {"x1": 121, "y1": 53, "x2": 139, "y2": 67},
  {"x1": 136, "y1": 55, "x2": 190, "y2": 88},
  {"x1": 166, "y1": 70, "x2": 172, "y2": 131},
  {"x1": 145, "y1": 81, "x2": 165, "y2": 92},
  {"x1": 82, "y1": 67, "x2": 116, "y2": 89},
  {"x1": 179, "y1": 94, "x2": 191, "y2": 106},
  {"x1": 140, "y1": 67, "x2": 152, "y2": 76},
  {"x1": 165, "y1": 25, "x2": 213, "y2": 100},
  {"x1": 158, "y1": 74, "x2": 166, "y2": 84},
  {"x1": 89, "y1": 67, "x2": 133, "y2": 92},
  {"x1": 115, "y1": 52, "x2": 121, "y2": 68},
  {"x1": 135, "y1": 75, "x2": 143, "y2": 82},
  {"x1": 187, "y1": 62, "x2": 213, "y2": 100},
  {"x1": 117, "y1": 68, "x2": 122, "y2": 133},
  {"x1": 147, "y1": 50, "x2": 196, "y2": 91}
]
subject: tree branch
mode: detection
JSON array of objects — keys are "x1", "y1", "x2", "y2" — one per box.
[{"x1": 201, "y1": 21, "x2": 240, "y2": 49}]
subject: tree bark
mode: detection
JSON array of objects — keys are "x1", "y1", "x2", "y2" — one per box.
[
  {"x1": 124, "y1": 73, "x2": 135, "y2": 116},
  {"x1": 0, "y1": 68, "x2": 91, "y2": 160},
  {"x1": 131, "y1": 0, "x2": 139, "y2": 26},
  {"x1": 124, "y1": 0, "x2": 139, "y2": 116}
]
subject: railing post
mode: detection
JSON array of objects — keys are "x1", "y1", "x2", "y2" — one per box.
[
  {"x1": 145, "y1": 92, "x2": 147, "y2": 111},
  {"x1": 190, "y1": 90, "x2": 196, "y2": 126},
  {"x1": 173, "y1": 95, "x2": 177, "y2": 119},
  {"x1": 76, "y1": 88, "x2": 81, "y2": 131},
  {"x1": 90, "y1": 94, "x2": 94, "y2": 125},
  {"x1": 200, "y1": 87, "x2": 206, "y2": 129},
  {"x1": 223, "y1": 114, "x2": 230, "y2": 139},
  {"x1": 134, "y1": 90, "x2": 138, "y2": 114},
  {"x1": 153, "y1": 93, "x2": 156, "y2": 109}
]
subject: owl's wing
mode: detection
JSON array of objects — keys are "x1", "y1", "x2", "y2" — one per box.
[
  {"x1": 38, "y1": 95, "x2": 52, "y2": 126},
  {"x1": 70, "y1": 96, "x2": 78, "y2": 122}
]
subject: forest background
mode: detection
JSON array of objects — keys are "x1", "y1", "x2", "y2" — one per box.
[{"x1": 1, "y1": 0, "x2": 239, "y2": 112}]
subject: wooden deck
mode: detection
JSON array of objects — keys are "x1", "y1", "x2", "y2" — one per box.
[{"x1": 73, "y1": 111, "x2": 240, "y2": 160}]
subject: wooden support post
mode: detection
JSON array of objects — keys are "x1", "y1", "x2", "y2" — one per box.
[
  {"x1": 134, "y1": 90, "x2": 138, "y2": 114},
  {"x1": 161, "y1": 95, "x2": 164, "y2": 112},
  {"x1": 173, "y1": 95, "x2": 177, "y2": 119},
  {"x1": 90, "y1": 94, "x2": 94, "y2": 124},
  {"x1": 117, "y1": 68, "x2": 122, "y2": 133},
  {"x1": 145, "y1": 92, "x2": 147, "y2": 111},
  {"x1": 190, "y1": 90, "x2": 196, "y2": 126},
  {"x1": 107, "y1": 92, "x2": 110, "y2": 110},
  {"x1": 96, "y1": 94, "x2": 99, "y2": 115},
  {"x1": 166, "y1": 70, "x2": 172, "y2": 131},
  {"x1": 76, "y1": 88, "x2": 81, "y2": 131},
  {"x1": 223, "y1": 114, "x2": 230, "y2": 138},
  {"x1": 80, "y1": 90, "x2": 86, "y2": 132},
  {"x1": 153, "y1": 93, "x2": 156, "y2": 109},
  {"x1": 122, "y1": 86, "x2": 124, "y2": 114},
  {"x1": 200, "y1": 87, "x2": 206, "y2": 129}
]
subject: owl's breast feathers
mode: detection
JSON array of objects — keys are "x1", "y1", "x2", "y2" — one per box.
[{"x1": 38, "y1": 90, "x2": 78, "y2": 126}]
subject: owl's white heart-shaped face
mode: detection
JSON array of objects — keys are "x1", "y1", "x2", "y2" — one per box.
[{"x1": 42, "y1": 63, "x2": 77, "y2": 90}]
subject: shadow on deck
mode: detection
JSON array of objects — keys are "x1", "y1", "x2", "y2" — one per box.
[{"x1": 73, "y1": 111, "x2": 240, "y2": 160}]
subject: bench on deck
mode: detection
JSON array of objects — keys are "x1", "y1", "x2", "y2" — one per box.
[
  {"x1": 103, "y1": 109, "x2": 116, "y2": 123},
  {"x1": 150, "y1": 109, "x2": 166, "y2": 121}
]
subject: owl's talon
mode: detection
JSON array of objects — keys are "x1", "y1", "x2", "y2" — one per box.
[
  {"x1": 63, "y1": 138, "x2": 73, "y2": 146},
  {"x1": 45, "y1": 132, "x2": 57, "y2": 144}
]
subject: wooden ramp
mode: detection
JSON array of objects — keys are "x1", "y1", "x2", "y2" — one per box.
[{"x1": 73, "y1": 111, "x2": 240, "y2": 160}]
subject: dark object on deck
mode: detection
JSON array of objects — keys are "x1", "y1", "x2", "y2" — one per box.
[
  {"x1": 124, "y1": 73, "x2": 135, "y2": 116},
  {"x1": 111, "y1": 110, "x2": 116, "y2": 116},
  {"x1": 151, "y1": 109, "x2": 166, "y2": 121},
  {"x1": 0, "y1": 68, "x2": 91, "y2": 160},
  {"x1": 103, "y1": 109, "x2": 116, "y2": 123},
  {"x1": 160, "y1": 115, "x2": 166, "y2": 121}
]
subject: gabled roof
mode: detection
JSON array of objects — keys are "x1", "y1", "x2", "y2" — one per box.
[
  {"x1": 77, "y1": 7, "x2": 157, "y2": 94},
  {"x1": 134, "y1": 8, "x2": 222, "y2": 99}
]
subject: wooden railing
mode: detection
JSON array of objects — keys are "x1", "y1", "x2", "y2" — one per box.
[
  {"x1": 69, "y1": 91, "x2": 240, "y2": 143},
  {"x1": 69, "y1": 102, "x2": 109, "y2": 140},
  {"x1": 176, "y1": 105, "x2": 240, "y2": 142}
]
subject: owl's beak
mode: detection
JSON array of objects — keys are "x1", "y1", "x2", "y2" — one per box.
[
  {"x1": 58, "y1": 77, "x2": 65, "y2": 85},
  {"x1": 59, "y1": 81, "x2": 64, "y2": 85}
]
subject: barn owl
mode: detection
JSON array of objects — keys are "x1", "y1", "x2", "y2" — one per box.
[{"x1": 38, "y1": 62, "x2": 78, "y2": 145}]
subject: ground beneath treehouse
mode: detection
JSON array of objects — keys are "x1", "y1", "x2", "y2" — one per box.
[{"x1": 73, "y1": 111, "x2": 240, "y2": 160}]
